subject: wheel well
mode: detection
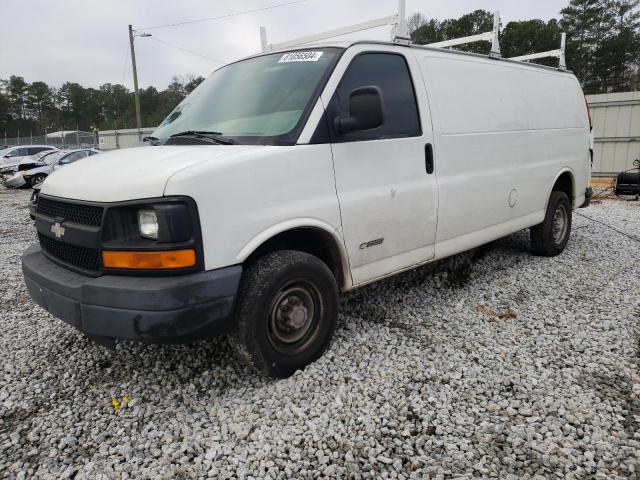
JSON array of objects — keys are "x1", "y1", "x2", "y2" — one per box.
[
  {"x1": 552, "y1": 172, "x2": 574, "y2": 205},
  {"x1": 245, "y1": 228, "x2": 347, "y2": 289}
]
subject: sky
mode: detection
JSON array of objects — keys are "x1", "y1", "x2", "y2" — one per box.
[{"x1": 0, "y1": 0, "x2": 569, "y2": 91}]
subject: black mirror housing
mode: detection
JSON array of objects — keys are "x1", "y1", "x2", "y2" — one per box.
[{"x1": 335, "y1": 86, "x2": 384, "y2": 134}]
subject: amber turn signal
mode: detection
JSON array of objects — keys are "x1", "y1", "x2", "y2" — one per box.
[{"x1": 102, "y1": 249, "x2": 196, "y2": 270}]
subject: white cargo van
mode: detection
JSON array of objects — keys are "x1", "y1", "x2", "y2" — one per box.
[{"x1": 22, "y1": 41, "x2": 592, "y2": 377}]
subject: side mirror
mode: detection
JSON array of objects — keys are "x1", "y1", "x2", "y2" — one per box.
[{"x1": 335, "y1": 86, "x2": 384, "y2": 134}]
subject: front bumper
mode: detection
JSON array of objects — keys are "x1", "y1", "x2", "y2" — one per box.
[
  {"x1": 2, "y1": 173, "x2": 25, "y2": 188},
  {"x1": 22, "y1": 244, "x2": 242, "y2": 343}
]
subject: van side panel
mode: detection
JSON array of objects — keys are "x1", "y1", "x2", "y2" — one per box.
[{"x1": 416, "y1": 52, "x2": 590, "y2": 250}]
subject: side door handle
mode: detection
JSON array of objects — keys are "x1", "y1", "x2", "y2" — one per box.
[{"x1": 425, "y1": 143, "x2": 434, "y2": 175}]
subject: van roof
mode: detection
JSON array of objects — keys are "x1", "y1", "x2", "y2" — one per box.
[{"x1": 251, "y1": 40, "x2": 573, "y2": 75}]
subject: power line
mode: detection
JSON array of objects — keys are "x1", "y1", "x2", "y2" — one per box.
[
  {"x1": 146, "y1": 36, "x2": 227, "y2": 63},
  {"x1": 140, "y1": 0, "x2": 310, "y2": 30}
]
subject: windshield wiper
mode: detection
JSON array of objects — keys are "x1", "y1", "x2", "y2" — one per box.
[
  {"x1": 143, "y1": 136, "x2": 161, "y2": 146},
  {"x1": 169, "y1": 130, "x2": 235, "y2": 145}
]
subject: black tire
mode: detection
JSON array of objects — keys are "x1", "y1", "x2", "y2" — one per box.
[
  {"x1": 230, "y1": 250, "x2": 339, "y2": 378},
  {"x1": 30, "y1": 174, "x2": 46, "y2": 188},
  {"x1": 530, "y1": 191, "x2": 572, "y2": 256}
]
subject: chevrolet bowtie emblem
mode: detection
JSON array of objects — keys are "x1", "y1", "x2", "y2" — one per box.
[{"x1": 51, "y1": 222, "x2": 65, "y2": 239}]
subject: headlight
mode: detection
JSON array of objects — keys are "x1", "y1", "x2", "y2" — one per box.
[
  {"x1": 137, "y1": 209, "x2": 159, "y2": 239},
  {"x1": 101, "y1": 198, "x2": 201, "y2": 273}
]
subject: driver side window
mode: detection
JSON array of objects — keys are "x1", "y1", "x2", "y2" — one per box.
[{"x1": 326, "y1": 53, "x2": 421, "y2": 143}]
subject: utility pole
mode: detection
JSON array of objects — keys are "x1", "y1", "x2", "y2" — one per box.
[{"x1": 128, "y1": 24, "x2": 143, "y2": 131}]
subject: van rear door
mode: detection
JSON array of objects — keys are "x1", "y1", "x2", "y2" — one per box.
[{"x1": 323, "y1": 48, "x2": 438, "y2": 285}]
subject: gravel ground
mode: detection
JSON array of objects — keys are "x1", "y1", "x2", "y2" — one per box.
[{"x1": 0, "y1": 188, "x2": 639, "y2": 479}]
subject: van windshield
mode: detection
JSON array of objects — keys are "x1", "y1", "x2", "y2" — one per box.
[{"x1": 152, "y1": 48, "x2": 341, "y2": 146}]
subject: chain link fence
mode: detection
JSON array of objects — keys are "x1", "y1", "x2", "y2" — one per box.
[
  {"x1": 2, "y1": 128, "x2": 157, "y2": 151},
  {"x1": 2, "y1": 131, "x2": 98, "y2": 149}
]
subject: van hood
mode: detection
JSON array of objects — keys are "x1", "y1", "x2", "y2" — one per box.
[{"x1": 41, "y1": 145, "x2": 261, "y2": 202}]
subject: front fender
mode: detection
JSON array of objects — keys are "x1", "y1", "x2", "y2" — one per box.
[
  {"x1": 236, "y1": 219, "x2": 353, "y2": 290},
  {"x1": 235, "y1": 218, "x2": 343, "y2": 262}
]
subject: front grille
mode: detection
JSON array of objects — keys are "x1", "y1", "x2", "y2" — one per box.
[
  {"x1": 37, "y1": 197, "x2": 104, "y2": 227},
  {"x1": 39, "y1": 233, "x2": 101, "y2": 272}
]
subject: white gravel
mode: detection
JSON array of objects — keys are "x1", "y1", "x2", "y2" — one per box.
[{"x1": 0, "y1": 188, "x2": 639, "y2": 479}]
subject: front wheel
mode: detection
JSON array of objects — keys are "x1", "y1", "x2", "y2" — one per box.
[
  {"x1": 530, "y1": 191, "x2": 572, "y2": 256},
  {"x1": 30, "y1": 173, "x2": 47, "y2": 188},
  {"x1": 230, "y1": 250, "x2": 339, "y2": 378}
]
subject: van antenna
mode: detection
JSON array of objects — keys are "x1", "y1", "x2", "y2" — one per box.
[
  {"x1": 426, "y1": 12, "x2": 502, "y2": 59},
  {"x1": 510, "y1": 33, "x2": 567, "y2": 71}
]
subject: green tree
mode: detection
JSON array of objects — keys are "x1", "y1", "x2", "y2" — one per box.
[
  {"x1": 99, "y1": 83, "x2": 132, "y2": 129},
  {"x1": 411, "y1": 18, "x2": 443, "y2": 44},
  {"x1": 184, "y1": 75, "x2": 205, "y2": 94},
  {"x1": 561, "y1": 0, "x2": 614, "y2": 91},
  {"x1": 26, "y1": 81, "x2": 53, "y2": 132},
  {"x1": 4, "y1": 76, "x2": 29, "y2": 119},
  {"x1": 500, "y1": 19, "x2": 563, "y2": 67},
  {"x1": 0, "y1": 89, "x2": 12, "y2": 135},
  {"x1": 561, "y1": 0, "x2": 640, "y2": 92},
  {"x1": 139, "y1": 86, "x2": 163, "y2": 127},
  {"x1": 604, "y1": 0, "x2": 640, "y2": 90}
]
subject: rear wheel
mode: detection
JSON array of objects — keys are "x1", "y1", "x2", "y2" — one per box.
[
  {"x1": 530, "y1": 191, "x2": 572, "y2": 256},
  {"x1": 30, "y1": 173, "x2": 46, "y2": 188},
  {"x1": 230, "y1": 250, "x2": 339, "y2": 378}
]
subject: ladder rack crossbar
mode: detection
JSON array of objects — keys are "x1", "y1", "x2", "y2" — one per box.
[
  {"x1": 264, "y1": 15, "x2": 399, "y2": 52},
  {"x1": 510, "y1": 33, "x2": 567, "y2": 71},
  {"x1": 511, "y1": 49, "x2": 563, "y2": 62},
  {"x1": 428, "y1": 32, "x2": 495, "y2": 49},
  {"x1": 425, "y1": 11, "x2": 502, "y2": 58}
]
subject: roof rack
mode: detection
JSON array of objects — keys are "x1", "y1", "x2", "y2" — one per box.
[
  {"x1": 260, "y1": 0, "x2": 409, "y2": 52},
  {"x1": 259, "y1": 3, "x2": 567, "y2": 71},
  {"x1": 509, "y1": 33, "x2": 567, "y2": 71},
  {"x1": 424, "y1": 11, "x2": 502, "y2": 58}
]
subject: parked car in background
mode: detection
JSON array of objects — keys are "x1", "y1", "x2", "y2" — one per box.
[
  {"x1": 51, "y1": 148, "x2": 100, "y2": 172},
  {"x1": 0, "y1": 145, "x2": 58, "y2": 166},
  {"x1": 2, "y1": 149, "x2": 100, "y2": 188},
  {"x1": 1, "y1": 150, "x2": 65, "y2": 188},
  {"x1": 29, "y1": 149, "x2": 63, "y2": 163},
  {"x1": 1, "y1": 149, "x2": 58, "y2": 167},
  {"x1": 1, "y1": 150, "x2": 58, "y2": 186}
]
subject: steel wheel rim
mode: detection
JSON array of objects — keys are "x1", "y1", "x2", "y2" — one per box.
[
  {"x1": 32, "y1": 176, "x2": 45, "y2": 187},
  {"x1": 268, "y1": 279, "x2": 321, "y2": 354},
  {"x1": 552, "y1": 204, "x2": 568, "y2": 244}
]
